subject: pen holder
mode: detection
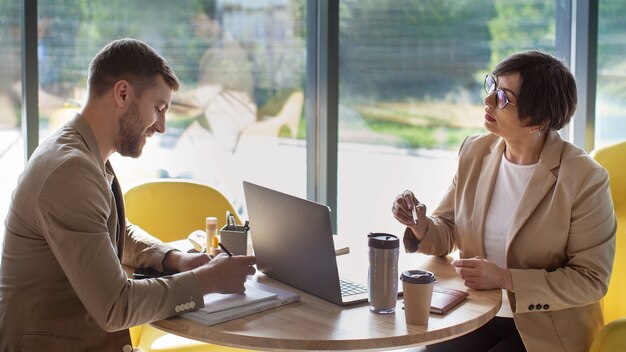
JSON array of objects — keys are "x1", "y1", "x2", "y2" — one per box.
[{"x1": 220, "y1": 224, "x2": 249, "y2": 256}]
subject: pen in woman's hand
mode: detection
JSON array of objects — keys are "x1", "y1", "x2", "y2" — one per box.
[{"x1": 218, "y1": 242, "x2": 233, "y2": 257}]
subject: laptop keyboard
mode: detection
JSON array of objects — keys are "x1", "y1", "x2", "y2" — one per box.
[{"x1": 339, "y1": 278, "x2": 367, "y2": 296}]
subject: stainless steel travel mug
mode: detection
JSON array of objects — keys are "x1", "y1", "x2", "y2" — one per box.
[{"x1": 368, "y1": 232, "x2": 400, "y2": 313}]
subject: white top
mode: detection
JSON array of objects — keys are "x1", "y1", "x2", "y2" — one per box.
[
  {"x1": 484, "y1": 155, "x2": 537, "y2": 318},
  {"x1": 484, "y1": 155, "x2": 537, "y2": 268}
]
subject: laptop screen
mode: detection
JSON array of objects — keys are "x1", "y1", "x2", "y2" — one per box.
[{"x1": 243, "y1": 181, "x2": 345, "y2": 304}]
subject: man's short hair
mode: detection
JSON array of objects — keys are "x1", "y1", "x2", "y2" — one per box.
[
  {"x1": 493, "y1": 50, "x2": 577, "y2": 131},
  {"x1": 87, "y1": 38, "x2": 180, "y2": 98}
]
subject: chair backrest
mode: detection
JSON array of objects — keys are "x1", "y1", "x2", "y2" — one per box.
[
  {"x1": 592, "y1": 141, "x2": 626, "y2": 323},
  {"x1": 589, "y1": 318, "x2": 626, "y2": 352},
  {"x1": 276, "y1": 90, "x2": 304, "y2": 138},
  {"x1": 124, "y1": 179, "x2": 241, "y2": 243}
]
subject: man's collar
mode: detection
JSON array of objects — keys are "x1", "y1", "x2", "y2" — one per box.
[{"x1": 69, "y1": 113, "x2": 108, "y2": 176}]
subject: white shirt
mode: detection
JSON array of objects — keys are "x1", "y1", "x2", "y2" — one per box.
[
  {"x1": 484, "y1": 155, "x2": 537, "y2": 318},
  {"x1": 484, "y1": 155, "x2": 537, "y2": 268}
]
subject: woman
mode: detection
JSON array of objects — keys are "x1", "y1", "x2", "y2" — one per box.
[{"x1": 392, "y1": 51, "x2": 616, "y2": 352}]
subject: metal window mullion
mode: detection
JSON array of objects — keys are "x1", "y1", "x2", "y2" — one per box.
[
  {"x1": 569, "y1": 0, "x2": 598, "y2": 152},
  {"x1": 22, "y1": 0, "x2": 39, "y2": 161},
  {"x1": 306, "y1": 0, "x2": 339, "y2": 231},
  {"x1": 556, "y1": 0, "x2": 572, "y2": 142}
]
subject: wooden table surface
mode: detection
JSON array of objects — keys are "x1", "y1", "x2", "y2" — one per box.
[{"x1": 151, "y1": 237, "x2": 502, "y2": 351}]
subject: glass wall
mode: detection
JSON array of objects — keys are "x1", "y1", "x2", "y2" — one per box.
[
  {"x1": 1, "y1": 0, "x2": 616, "y2": 249},
  {"x1": 336, "y1": 0, "x2": 557, "y2": 237},
  {"x1": 36, "y1": 0, "x2": 307, "y2": 214},
  {"x1": 596, "y1": 0, "x2": 626, "y2": 148},
  {"x1": 0, "y1": 1, "x2": 23, "y2": 238}
]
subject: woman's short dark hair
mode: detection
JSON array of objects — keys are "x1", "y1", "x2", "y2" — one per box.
[
  {"x1": 87, "y1": 38, "x2": 180, "y2": 98},
  {"x1": 493, "y1": 50, "x2": 577, "y2": 131}
]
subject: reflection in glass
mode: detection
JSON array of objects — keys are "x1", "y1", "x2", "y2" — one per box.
[
  {"x1": 337, "y1": 0, "x2": 556, "y2": 237},
  {"x1": 0, "y1": 1, "x2": 24, "y2": 240},
  {"x1": 36, "y1": 0, "x2": 307, "y2": 214}
]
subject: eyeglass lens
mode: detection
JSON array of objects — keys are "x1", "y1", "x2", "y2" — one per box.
[{"x1": 484, "y1": 75, "x2": 509, "y2": 109}]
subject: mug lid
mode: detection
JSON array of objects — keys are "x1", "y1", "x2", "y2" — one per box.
[
  {"x1": 400, "y1": 270, "x2": 436, "y2": 284},
  {"x1": 368, "y1": 233, "x2": 399, "y2": 249}
]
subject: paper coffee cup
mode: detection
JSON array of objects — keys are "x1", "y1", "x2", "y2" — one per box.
[{"x1": 401, "y1": 270, "x2": 436, "y2": 325}]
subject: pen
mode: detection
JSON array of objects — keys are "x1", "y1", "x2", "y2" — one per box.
[
  {"x1": 229, "y1": 214, "x2": 236, "y2": 229},
  {"x1": 334, "y1": 247, "x2": 350, "y2": 256},
  {"x1": 411, "y1": 202, "x2": 419, "y2": 225},
  {"x1": 226, "y1": 211, "x2": 232, "y2": 230},
  {"x1": 218, "y1": 242, "x2": 233, "y2": 257}
]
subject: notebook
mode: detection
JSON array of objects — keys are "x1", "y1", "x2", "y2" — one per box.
[
  {"x1": 199, "y1": 283, "x2": 277, "y2": 314},
  {"x1": 183, "y1": 280, "x2": 300, "y2": 326},
  {"x1": 243, "y1": 181, "x2": 400, "y2": 306}
]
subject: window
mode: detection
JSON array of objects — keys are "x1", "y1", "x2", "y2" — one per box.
[
  {"x1": 36, "y1": 0, "x2": 307, "y2": 215},
  {"x1": 595, "y1": 0, "x2": 626, "y2": 147},
  {"x1": 336, "y1": 0, "x2": 557, "y2": 236},
  {"x1": 0, "y1": 1, "x2": 23, "y2": 238}
]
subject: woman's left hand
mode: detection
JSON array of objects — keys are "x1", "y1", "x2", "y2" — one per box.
[{"x1": 451, "y1": 257, "x2": 513, "y2": 291}]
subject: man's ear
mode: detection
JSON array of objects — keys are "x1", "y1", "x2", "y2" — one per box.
[{"x1": 113, "y1": 80, "x2": 132, "y2": 108}]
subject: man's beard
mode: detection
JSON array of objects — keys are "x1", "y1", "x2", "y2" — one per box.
[{"x1": 118, "y1": 102, "x2": 151, "y2": 158}]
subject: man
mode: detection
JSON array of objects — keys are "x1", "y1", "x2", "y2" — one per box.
[{"x1": 0, "y1": 38, "x2": 256, "y2": 351}]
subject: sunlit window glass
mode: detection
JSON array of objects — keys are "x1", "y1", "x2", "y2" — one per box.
[
  {"x1": 337, "y1": 0, "x2": 556, "y2": 237},
  {"x1": 36, "y1": 0, "x2": 307, "y2": 214},
  {"x1": 596, "y1": 0, "x2": 626, "y2": 147},
  {"x1": 0, "y1": 1, "x2": 24, "y2": 240}
]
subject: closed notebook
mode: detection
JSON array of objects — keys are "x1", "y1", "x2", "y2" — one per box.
[
  {"x1": 199, "y1": 283, "x2": 277, "y2": 314},
  {"x1": 430, "y1": 286, "x2": 469, "y2": 315},
  {"x1": 183, "y1": 280, "x2": 300, "y2": 326}
]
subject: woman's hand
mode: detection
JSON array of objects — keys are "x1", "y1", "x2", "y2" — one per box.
[
  {"x1": 163, "y1": 251, "x2": 211, "y2": 273},
  {"x1": 392, "y1": 190, "x2": 428, "y2": 241},
  {"x1": 451, "y1": 257, "x2": 513, "y2": 291}
]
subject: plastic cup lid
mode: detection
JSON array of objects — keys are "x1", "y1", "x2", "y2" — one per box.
[{"x1": 400, "y1": 270, "x2": 436, "y2": 284}]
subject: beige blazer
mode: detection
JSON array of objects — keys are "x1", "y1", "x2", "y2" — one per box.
[
  {"x1": 404, "y1": 131, "x2": 616, "y2": 352},
  {"x1": 0, "y1": 115, "x2": 204, "y2": 351}
]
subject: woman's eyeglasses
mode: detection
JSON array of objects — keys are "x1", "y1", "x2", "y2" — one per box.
[{"x1": 484, "y1": 75, "x2": 516, "y2": 110}]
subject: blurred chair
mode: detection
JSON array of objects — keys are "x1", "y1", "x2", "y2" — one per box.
[
  {"x1": 589, "y1": 319, "x2": 626, "y2": 352},
  {"x1": 240, "y1": 90, "x2": 303, "y2": 139},
  {"x1": 592, "y1": 141, "x2": 626, "y2": 322},
  {"x1": 124, "y1": 178, "x2": 241, "y2": 243},
  {"x1": 591, "y1": 141, "x2": 626, "y2": 351},
  {"x1": 124, "y1": 179, "x2": 247, "y2": 352}
]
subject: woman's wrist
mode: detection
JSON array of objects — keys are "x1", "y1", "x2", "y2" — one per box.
[
  {"x1": 500, "y1": 268, "x2": 513, "y2": 291},
  {"x1": 410, "y1": 221, "x2": 428, "y2": 242}
]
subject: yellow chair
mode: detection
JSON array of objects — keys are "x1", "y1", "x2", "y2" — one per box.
[
  {"x1": 590, "y1": 319, "x2": 626, "y2": 352},
  {"x1": 124, "y1": 179, "x2": 249, "y2": 352},
  {"x1": 591, "y1": 141, "x2": 626, "y2": 351},
  {"x1": 124, "y1": 179, "x2": 241, "y2": 243},
  {"x1": 592, "y1": 141, "x2": 626, "y2": 322}
]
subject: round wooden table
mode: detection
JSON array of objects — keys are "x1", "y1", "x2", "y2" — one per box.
[{"x1": 151, "y1": 251, "x2": 502, "y2": 351}]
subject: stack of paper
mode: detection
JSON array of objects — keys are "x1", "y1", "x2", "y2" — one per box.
[{"x1": 183, "y1": 280, "x2": 300, "y2": 326}]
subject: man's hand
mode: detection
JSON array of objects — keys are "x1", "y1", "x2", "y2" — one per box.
[
  {"x1": 193, "y1": 254, "x2": 257, "y2": 294},
  {"x1": 162, "y1": 251, "x2": 210, "y2": 273},
  {"x1": 451, "y1": 257, "x2": 513, "y2": 291}
]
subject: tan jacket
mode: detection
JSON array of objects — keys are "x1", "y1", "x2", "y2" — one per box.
[
  {"x1": 0, "y1": 115, "x2": 204, "y2": 351},
  {"x1": 404, "y1": 131, "x2": 616, "y2": 352}
]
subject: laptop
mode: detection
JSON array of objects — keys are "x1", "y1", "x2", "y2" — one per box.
[{"x1": 243, "y1": 181, "x2": 371, "y2": 305}]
